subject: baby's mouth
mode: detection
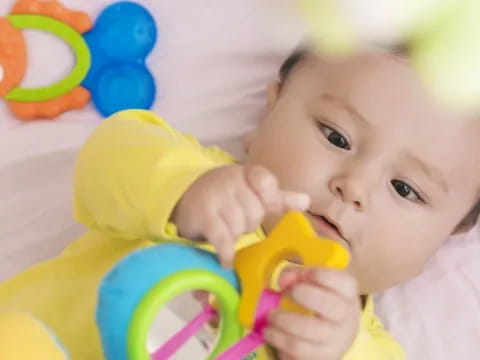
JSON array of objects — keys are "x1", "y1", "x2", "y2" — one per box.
[{"x1": 306, "y1": 211, "x2": 351, "y2": 249}]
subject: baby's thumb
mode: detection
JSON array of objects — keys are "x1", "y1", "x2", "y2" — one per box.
[
  {"x1": 276, "y1": 264, "x2": 305, "y2": 291},
  {"x1": 280, "y1": 191, "x2": 310, "y2": 212}
]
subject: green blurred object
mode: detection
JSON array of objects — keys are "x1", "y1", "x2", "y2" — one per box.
[
  {"x1": 297, "y1": 0, "x2": 480, "y2": 111},
  {"x1": 127, "y1": 270, "x2": 243, "y2": 360}
]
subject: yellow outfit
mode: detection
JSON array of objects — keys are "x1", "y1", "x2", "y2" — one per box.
[
  {"x1": 0, "y1": 311, "x2": 69, "y2": 360},
  {"x1": 0, "y1": 110, "x2": 404, "y2": 360}
]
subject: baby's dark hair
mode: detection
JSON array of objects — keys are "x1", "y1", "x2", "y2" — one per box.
[
  {"x1": 456, "y1": 199, "x2": 480, "y2": 232},
  {"x1": 278, "y1": 47, "x2": 480, "y2": 231},
  {"x1": 279, "y1": 44, "x2": 410, "y2": 85},
  {"x1": 279, "y1": 47, "x2": 310, "y2": 86}
]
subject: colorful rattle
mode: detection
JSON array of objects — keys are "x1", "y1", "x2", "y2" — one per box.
[
  {"x1": 0, "y1": 0, "x2": 157, "y2": 120},
  {"x1": 97, "y1": 211, "x2": 350, "y2": 359}
]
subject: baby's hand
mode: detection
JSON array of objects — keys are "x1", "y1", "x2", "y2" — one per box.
[
  {"x1": 265, "y1": 267, "x2": 361, "y2": 360},
  {"x1": 171, "y1": 165, "x2": 310, "y2": 267}
]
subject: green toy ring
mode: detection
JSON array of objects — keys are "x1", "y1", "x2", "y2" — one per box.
[
  {"x1": 4, "y1": 14, "x2": 91, "y2": 102},
  {"x1": 127, "y1": 270, "x2": 243, "y2": 360}
]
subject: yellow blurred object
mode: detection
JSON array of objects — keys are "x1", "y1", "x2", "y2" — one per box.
[
  {"x1": 0, "y1": 311, "x2": 69, "y2": 360},
  {"x1": 296, "y1": 0, "x2": 358, "y2": 56},
  {"x1": 234, "y1": 211, "x2": 350, "y2": 328}
]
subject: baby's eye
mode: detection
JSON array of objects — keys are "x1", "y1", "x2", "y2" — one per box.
[
  {"x1": 318, "y1": 123, "x2": 350, "y2": 150},
  {"x1": 391, "y1": 179, "x2": 424, "y2": 203}
]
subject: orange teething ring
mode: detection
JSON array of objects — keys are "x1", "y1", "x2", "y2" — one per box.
[
  {"x1": 11, "y1": 0, "x2": 92, "y2": 34},
  {"x1": 0, "y1": 17, "x2": 27, "y2": 97},
  {"x1": 1, "y1": 0, "x2": 94, "y2": 120}
]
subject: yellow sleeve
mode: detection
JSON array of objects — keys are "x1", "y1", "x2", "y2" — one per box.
[
  {"x1": 343, "y1": 297, "x2": 405, "y2": 360},
  {"x1": 73, "y1": 109, "x2": 235, "y2": 242},
  {"x1": 0, "y1": 312, "x2": 69, "y2": 360}
]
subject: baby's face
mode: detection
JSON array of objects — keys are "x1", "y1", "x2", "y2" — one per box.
[{"x1": 246, "y1": 53, "x2": 480, "y2": 293}]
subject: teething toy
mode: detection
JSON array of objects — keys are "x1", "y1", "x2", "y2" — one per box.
[
  {"x1": 5, "y1": 14, "x2": 91, "y2": 103},
  {"x1": 0, "y1": 0, "x2": 157, "y2": 120},
  {"x1": 82, "y1": 1, "x2": 157, "y2": 117},
  {"x1": 96, "y1": 211, "x2": 350, "y2": 359},
  {"x1": 97, "y1": 243, "x2": 243, "y2": 360},
  {"x1": 235, "y1": 211, "x2": 349, "y2": 328},
  {"x1": 0, "y1": 18, "x2": 27, "y2": 98},
  {"x1": 0, "y1": 0, "x2": 92, "y2": 119}
]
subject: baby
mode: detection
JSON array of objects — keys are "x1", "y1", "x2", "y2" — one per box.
[
  {"x1": 0, "y1": 47, "x2": 479, "y2": 360},
  {"x1": 174, "y1": 48, "x2": 480, "y2": 359}
]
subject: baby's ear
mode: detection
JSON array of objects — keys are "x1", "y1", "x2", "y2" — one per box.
[
  {"x1": 267, "y1": 82, "x2": 281, "y2": 110},
  {"x1": 244, "y1": 83, "x2": 281, "y2": 153}
]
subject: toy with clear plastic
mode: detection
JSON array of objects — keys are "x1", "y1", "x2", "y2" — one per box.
[{"x1": 96, "y1": 211, "x2": 350, "y2": 359}]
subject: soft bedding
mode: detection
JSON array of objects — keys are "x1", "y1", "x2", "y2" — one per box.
[{"x1": 0, "y1": 1, "x2": 478, "y2": 359}]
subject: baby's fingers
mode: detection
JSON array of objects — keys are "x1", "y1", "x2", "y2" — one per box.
[
  {"x1": 203, "y1": 216, "x2": 235, "y2": 268},
  {"x1": 279, "y1": 190, "x2": 311, "y2": 213},
  {"x1": 192, "y1": 290, "x2": 209, "y2": 305},
  {"x1": 268, "y1": 311, "x2": 335, "y2": 344},
  {"x1": 264, "y1": 325, "x2": 336, "y2": 360},
  {"x1": 245, "y1": 165, "x2": 310, "y2": 215},
  {"x1": 245, "y1": 165, "x2": 283, "y2": 214},
  {"x1": 276, "y1": 264, "x2": 305, "y2": 290},
  {"x1": 288, "y1": 283, "x2": 359, "y2": 324},
  {"x1": 306, "y1": 268, "x2": 359, "y2": 301}
]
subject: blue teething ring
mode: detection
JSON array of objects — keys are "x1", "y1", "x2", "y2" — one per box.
[
  {"x1": 82, "y1": 1, "x2": 157, "y2": 117},
  {"x1": 90, "y1": 63, "x2": 156, "y2": 117},
  {"x1": 128, "y1": 269, "x2": 243, "y2": 360},
  {"x1": 97, "y1": 243, "x2": 242, "y2": 360}
]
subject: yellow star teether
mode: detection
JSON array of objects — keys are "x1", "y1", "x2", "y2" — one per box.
[{"x1": 234, "y1": 211, "x2": 350, "y2": 328}]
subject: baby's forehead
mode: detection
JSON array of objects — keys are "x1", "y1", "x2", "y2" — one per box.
[
  {"x1": 298, "y1": 53, "x2": 479, "y2": 128},
  {"x1": 289, "y1": 53, "x2": 419, "y2": 109}
]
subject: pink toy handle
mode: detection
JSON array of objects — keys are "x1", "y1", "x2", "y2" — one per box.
[
  {"x1": 216, "y1": 289, "x2": 282, "y2": 360},
  {"x1": 152, "y1": 304, "x2": 217, "y2": 360}
]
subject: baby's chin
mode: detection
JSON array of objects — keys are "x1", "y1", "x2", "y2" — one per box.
[{"x1": 358, "y1": 273, "x2": 413, "y2": 295}]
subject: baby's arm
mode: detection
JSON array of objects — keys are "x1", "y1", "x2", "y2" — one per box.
[
  {"x1": 73, "y1": 110, "x2": 233, "y2": 243},
  {"x1": 74, "y1": 110, "x2": 308, "y2": 257},
  {"x1": 172, "y1": 164, "x2": 310, "y2": 267}
]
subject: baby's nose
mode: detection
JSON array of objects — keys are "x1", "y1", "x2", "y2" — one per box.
[{"x1": 329, "y1": 175, "x2": 368, "y2": 211}]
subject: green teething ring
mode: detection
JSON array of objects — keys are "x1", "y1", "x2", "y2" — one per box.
[
  {"x1": 127, "y1": 270, "x2": 243, "y2": 360},
  {"x1": 4, "y1": 14, "x2": 91, "y2": 102}
]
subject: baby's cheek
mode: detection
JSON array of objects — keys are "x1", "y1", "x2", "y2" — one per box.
[
  {"x1": 408, "y1": 222, "x2": 450, "y2": 261},
  {"x1": 352, "y1": 231, "x2": 420, "y2": 292},
  {"x1": 375, "y1": 234, "x2": 442, "y2": 290}
]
